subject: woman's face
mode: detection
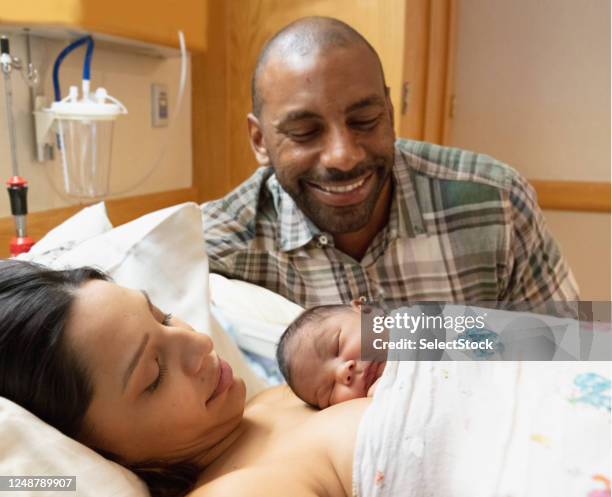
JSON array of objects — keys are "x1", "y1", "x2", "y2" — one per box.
[{"x1": 66, "y1": 279, "x2": 246, "y2": 464}]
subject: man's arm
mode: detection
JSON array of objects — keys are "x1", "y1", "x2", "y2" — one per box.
[{"x1": 499, "y1": 173, "x2": 579, "y2": 308}]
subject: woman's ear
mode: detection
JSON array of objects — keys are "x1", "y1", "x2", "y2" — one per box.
[{"x1": 247, "y1": 113, "x2": 270, "y2": 166}]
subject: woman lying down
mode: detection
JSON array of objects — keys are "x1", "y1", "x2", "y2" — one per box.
[{"x1": 0, "y1": 260, "x2": 609, "y2": 497}]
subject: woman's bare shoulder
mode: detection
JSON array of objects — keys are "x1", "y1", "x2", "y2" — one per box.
[
  {"x1": 247, "y1": 384, "x2": 305, "y2": 407},
  {"x1": 189, "y1": 467, "x2": 319, "y2": 497}
]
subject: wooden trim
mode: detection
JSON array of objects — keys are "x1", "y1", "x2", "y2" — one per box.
[
  {"x1": 192, "y1": 0, "x2": 231, "y2": 203},
  {"x1": 0, "y1": 0, "x2": 207, "y2": 52},
  {"x1": 441, "y1": 0, "x2": 456, "y2": 145},
  {"x1": 530, "y1": 180, "x2": 611, "y2": 212},
  {"x1": 399, "y1": 0, "x2": 455, "y2": 145},
  {"x1": 399, "y1": 0, "x2": 429, "y2": 139},
  {"x1": 0, "y1": 187, "x2": 198, "y2": 258},
  {"x1": 423, "y1": 0, "x2": 453, "y2": 144}
]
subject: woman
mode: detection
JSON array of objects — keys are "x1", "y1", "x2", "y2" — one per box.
[{"x1": 0, "y1": 260, "x2": 367, "y2": 497}]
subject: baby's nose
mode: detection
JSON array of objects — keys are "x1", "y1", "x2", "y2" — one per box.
[{"x1": 336, "y1": 360, "x2": 356, "y2": 385}]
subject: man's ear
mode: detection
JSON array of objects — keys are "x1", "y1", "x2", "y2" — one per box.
[{"x1": 247, "y1": 113, "x2": 271, "y2": 166}]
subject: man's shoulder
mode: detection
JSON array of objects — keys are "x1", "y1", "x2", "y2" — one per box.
[
  {"x1": 201, "y1": 167, "x2": 276, "y2": 244},
  {"x1": 395, "y1": 138, "x2": 524, "y2": 195}
]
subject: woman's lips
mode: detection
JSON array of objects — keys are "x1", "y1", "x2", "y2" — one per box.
[
  {"x1": 207, "y1": 358, "x2": 234, "y2": 404},
  {"x1": 305, "y1": 172, "x2": 376, "y2": 207}
]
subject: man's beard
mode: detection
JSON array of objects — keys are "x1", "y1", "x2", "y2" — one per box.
[{"x1": 274, "y1": 157, "x2": 393, "y2": 234}]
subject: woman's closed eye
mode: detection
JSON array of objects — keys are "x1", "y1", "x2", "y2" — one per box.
[
  {"x1": 146, "y1": 357, "x2": 167, "y2": 393},
  {"x1": 144, "y1": 314, "x2": 172, "y2": 393}
]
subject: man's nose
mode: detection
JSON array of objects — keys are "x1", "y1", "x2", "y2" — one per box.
[
  {"x1": 181, "y1": 332, "x2": 213, "y2": 376},
  {"x1": 336, "y1": 359, "x2": 356, "y2": 386},
  {"x1": 319, "y1": 127, "x2": 366, "y2": 172}
]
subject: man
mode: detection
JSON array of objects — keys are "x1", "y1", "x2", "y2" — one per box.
[{"x1": 202, "y1": 16, "x2": 578, "y2": 309}]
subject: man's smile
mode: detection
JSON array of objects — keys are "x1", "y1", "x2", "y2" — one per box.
[{"x1": 303, "y1": 171, "x2": 376, "y2": 207}]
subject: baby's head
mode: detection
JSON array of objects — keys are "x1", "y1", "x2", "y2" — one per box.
[{"x1": 276, "y1": 302, "x2": 385, "y2": 409}]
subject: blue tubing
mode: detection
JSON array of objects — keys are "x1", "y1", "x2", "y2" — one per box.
[{"x1": 52, "y1": 35, "x2": 95, "y2": 102}]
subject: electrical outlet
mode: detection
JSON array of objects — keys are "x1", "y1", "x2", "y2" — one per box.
[{"x1": 151, "y1": 83, "x2": 169, "y2": 127}]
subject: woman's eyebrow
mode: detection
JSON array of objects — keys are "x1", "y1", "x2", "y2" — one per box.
[
  {"x1": 122, "y1": 333, "x2": 149, "y2": 393},
  {"x1": 121, "y1": 290, "x2": 154, "y2": 392}
]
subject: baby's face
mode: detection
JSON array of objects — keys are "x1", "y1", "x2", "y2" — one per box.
[{"x1": 289, "y1": 306, "x2": 385, "y2": 409}]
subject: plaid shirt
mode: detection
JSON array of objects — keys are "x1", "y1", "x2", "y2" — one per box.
[{"x1": 202, "y1": 139, "x2": 579, "y2": 309}]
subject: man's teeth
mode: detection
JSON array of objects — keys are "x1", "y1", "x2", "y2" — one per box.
[{"x1": 316, "y1": 176, "x2": 367, "y2": 193}]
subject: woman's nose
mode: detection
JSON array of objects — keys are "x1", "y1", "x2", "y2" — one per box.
[
  {"x1": 181, "y1": 331, "x2": 213, "y2": 376},
  {"x1": 336, "y1": 360, "x2": 356, "y2": 385}
]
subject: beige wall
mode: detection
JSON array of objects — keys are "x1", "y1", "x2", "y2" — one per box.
[
  {"x1": 0, "y1": 31, "x2": 192, "y2": 216},
  {"x1": 447, "y1": 0, "x2": 610, "y2": 300}
]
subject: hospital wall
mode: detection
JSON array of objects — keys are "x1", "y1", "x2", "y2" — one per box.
[
  {"x1": 0, "y1": 32, "x2": 192, "y2": 217},
  {"x1": 446, "y1": 0, "x2": 610, "y2": 301}
]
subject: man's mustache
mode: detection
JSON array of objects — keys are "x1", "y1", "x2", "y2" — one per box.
[{"x1": 300, "y1": 160, "x2": 386, "y2": 184}]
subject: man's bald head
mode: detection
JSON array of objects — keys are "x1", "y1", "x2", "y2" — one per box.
[{"x1": 251, "y1": 16, "x2": 387, "y2": 118}]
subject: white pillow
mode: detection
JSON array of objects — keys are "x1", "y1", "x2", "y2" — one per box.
[
  {"x1": 19, "y1": 202, "x2": 113, "y2": 264},
  {"x1": 0, "y1": 398, "x2": 148, "y2": 496},
  {"x1": 3, "y1": 202, "x2": 267, "y2": 497},
  {"x1": 210, "y1": 274, "x2": 303, "y2": 359}
]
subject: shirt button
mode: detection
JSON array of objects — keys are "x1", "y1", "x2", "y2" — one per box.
[{"x1": 317, "y1": 235, "x2": 329, "y2": 246}]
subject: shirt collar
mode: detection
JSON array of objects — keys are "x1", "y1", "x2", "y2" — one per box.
[
  {"x1": 266, "y1": 173, "x2": 321, "y2": 252},
  {"x1": 267, "y1": 141, "x2": 426, "y2": 253}
]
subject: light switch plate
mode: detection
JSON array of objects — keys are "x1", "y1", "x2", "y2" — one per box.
[{"x1": 151, "y1": 83, "x2": 169, "y2": 127}]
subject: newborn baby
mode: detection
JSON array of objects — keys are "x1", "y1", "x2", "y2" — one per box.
[{"x1": 276, "y1": 302, "x2": 386, "y2": 409}]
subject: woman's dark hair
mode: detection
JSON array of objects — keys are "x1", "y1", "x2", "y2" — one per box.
[
  {"x1": 0, "y1": 260, "x2": 199, "y2": 497},
  {"x1": 0, "y1": 259, "x2": 107, "y2": 437}
]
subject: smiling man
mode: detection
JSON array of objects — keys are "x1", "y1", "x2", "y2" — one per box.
[{"x1": 202, "y1": 16, "x2": 578, "y2": 309}]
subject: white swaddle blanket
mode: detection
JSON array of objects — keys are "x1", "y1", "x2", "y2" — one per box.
[{"x1": 353, "y1": 361, "x2": 611, "y2": 497}]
